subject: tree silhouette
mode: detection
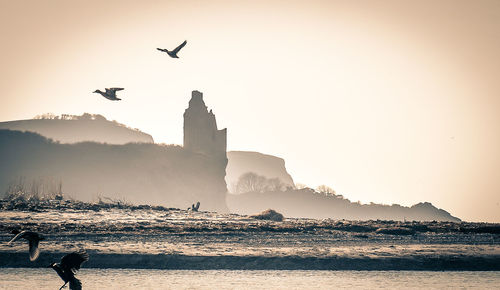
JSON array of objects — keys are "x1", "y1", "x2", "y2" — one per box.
[
  {"x1": 316, "y1": 185, "x2": 336, "y2": 196},
  {"x1": 235, "y1": 172, "x2": 287, "y2": 193}
]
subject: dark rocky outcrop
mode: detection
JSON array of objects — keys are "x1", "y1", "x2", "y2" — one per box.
[{"x1": 227, "y1": 189, "x2": 461, "y2": 222}]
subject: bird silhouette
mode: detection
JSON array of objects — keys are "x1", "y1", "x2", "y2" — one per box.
[
  {"x1": 157, "y1": 40, "x2": 187, "y2": 58},
  {"x1": 191, "y1": 201, "x2": 200, "y2": 212},
  {"x1": 8, "y1": 229, "x2": 45, "y2": 261},
  {"x1": 49, "y1": 251, "x2": 89, "y2": 290},
  {"x1": 93, "y1": 88, "x2": 124, "y2": 101}
]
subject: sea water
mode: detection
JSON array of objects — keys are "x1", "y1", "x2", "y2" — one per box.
[{"x1": 0, "y1": 269, "x2": 499, "y2": 289}]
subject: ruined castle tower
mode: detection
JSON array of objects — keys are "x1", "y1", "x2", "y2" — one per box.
[
  {"x1": 183, "y1": 90, "x2": 227, "y2": 163},
  {"x1": 183, "y1": 90, "x2": 229, "y2": 212}
]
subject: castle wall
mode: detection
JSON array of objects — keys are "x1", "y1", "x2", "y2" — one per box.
[
  {"x1": 182, "y1": 90, "x2": 228, "y2": 212},
  {"x1": 183, "y1": 90, "x2": 227, "y2": 162}
]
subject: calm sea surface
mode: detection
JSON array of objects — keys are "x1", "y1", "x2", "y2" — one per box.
[{"x1": 0, "y1": 269, "x2": 499, "y2": 289}]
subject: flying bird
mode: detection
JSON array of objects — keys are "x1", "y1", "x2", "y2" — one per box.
[
  {"x1": 157, "y1": 40, "x2": 187, "y2": 58},
  {"x1": 8, "y1": 230, "x2": 45, "y2": 261},
  {"x1": 93, "y1": 88, "x2": 124, "y2": 101},
  {"x1": 49, "y1": 251, "x2": 89, "y2": 290}
]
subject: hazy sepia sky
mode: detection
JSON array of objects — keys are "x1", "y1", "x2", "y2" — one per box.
[{"x1": 1, "y1": 0, "x2": 499, "y2": 222}]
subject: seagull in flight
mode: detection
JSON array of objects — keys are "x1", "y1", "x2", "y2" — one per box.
[
  {"x1": 93, "y1": 88, "x2": 124, "y2": 101},
  {"x1": 157, "y1": 40, "x2": 187, "y2": 58},
  {"x1": 8, "y1": 229, "x2": 45, "y2": 261},
  {"x1": 49, "y1": 250, "x2": 89, "y2": 290}
]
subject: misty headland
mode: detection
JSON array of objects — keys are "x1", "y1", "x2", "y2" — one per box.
[{"x1": 1, "y1": 90, "x2": 460, "y2": 221}]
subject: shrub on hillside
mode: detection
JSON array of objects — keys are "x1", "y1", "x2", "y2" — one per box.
[{"x1": 250, "y1": 209, "x2": 284, "y2": 222}]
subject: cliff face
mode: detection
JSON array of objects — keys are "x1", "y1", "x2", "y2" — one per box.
[
  {"x1": 0, "y1": 114, "x2": 153, "y2": 144},
  {"x1": 0, "y1": 92, "x2": 230, "y2": 212},
  {"x1": 0, "y1": 130, "x2": 228, "y2": 212},
  {"x1": 226, "y1": 151, "x2": 295, "y2": 191},
  {"x1": 227, "y1": 189, "x2": 460, "y2": 222}
]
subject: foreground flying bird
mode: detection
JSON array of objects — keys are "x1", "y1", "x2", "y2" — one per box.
[
  {"x1": 157, "y1": 40, "x2": 187, "y2": 58},
  {"x1": 93, "y1": 88, "x2": 124, "y2": 101},
  {"x1": 8, "y1": 230, "x2": 45, "y2": 261},
  {"x1": 49, "y1": 251, "x2": 89, "y2": 290}
]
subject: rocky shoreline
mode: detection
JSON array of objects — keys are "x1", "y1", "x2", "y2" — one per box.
[{"x1": 1, "y1": 200, "x2": 499, "y2": 270}]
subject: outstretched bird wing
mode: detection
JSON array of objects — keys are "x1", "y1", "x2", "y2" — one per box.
[
  {"x1": 157, "y1": 48, "x2": 168, "y2": 52},
  {"x1": 29, "y1": 239, "x2": 40, "y2": 261},
  {"x1": 107, "y1": 87, "x2": 124, "y2": 92},
  {"x1": 61, "y1": 251, "x2": 89, "y2": 273},
  {"x1": 172, "y1": 40, "x2": 187, "y2": 54},
  {"x1": 7, "y1": 231, "x2": 26, "y2": 245}
]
